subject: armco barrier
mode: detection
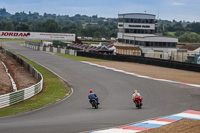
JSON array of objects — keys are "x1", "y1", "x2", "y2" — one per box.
[
  {"x1": 77, "y1": 51, "x2": 200, "y2": 72},
  {"x1": 0, "y1": 49, "x2": 43, "y2": 109}
]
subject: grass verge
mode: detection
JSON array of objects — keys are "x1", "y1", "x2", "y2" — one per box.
[
  {"x1": 56, "y1": 53, "x2": 111, "y2": 62},
  {"x1": 0, "y1": 56, "x2": 69, "y2": 117}
]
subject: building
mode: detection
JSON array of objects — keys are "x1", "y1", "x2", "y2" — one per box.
[
  {"x1": 180, "y1": 44, "x2": 200, "y2": 63},
  {"x1": 180, "y1": 44, "x2": 200, "y2": 56},
  {"x1": 115, "y1": 45, "x2": 141, "y2": 56},
  {"x1": 117, "y1": 13, "x2": 178, "y2": 58}
]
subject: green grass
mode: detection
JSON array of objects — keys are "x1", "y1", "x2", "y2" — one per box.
[
  {"x1": 167, "y1": 32, "x2": 175, "y2": 36},
  {"x1": 0, "y1": 56, "x2": 69, "y2": 117},
  {"x1": 56, "y1": 53, "x2": 110, "y2": 62}
]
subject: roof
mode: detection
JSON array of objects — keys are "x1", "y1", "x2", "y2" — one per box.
[
  {"x1": 115, "y1": 45, "x2": 141, "y2": 51},
  {"x1": 118, "y1": 13, "x2": 155, "y2": 16},
  {"x1": 122, "y1": 34, "x2": 178, "y2": 42},
  {"x1": 124, "y1": 33, "x2": 157, "y2": 37},
  {"x1": 180, "y1": 44, "x2": 200, "y2": 51}
]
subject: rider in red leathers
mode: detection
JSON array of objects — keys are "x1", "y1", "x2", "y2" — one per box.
[{"x1": 132, "y1": 90, "x2": 143, "y2": 105}]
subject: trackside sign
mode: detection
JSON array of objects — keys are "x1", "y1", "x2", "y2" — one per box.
[
  {"x1": 1, "y1": 32, "x2": 29, "y2": 37},
  {"x1": 0, "y1": 31, "x2": 75, "y2": 41}
]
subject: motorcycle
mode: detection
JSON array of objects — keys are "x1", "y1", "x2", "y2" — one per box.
[
  {"x1": 134, "y1": 96, "x2": 142, "y2": 109},
  {"x1": 91, "y1": 99, "x2": 98, "y2": 109}
]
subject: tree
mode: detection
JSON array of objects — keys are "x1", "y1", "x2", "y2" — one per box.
[
  {"x1": 42, "y1": 19, "x2": 60, "y2": 32},
  {"x1": 173, "y1": 22, "x2": 184, "y2": 31},
  {"x1": 174, "y1": 31, "x2": 185, "y2": 37},
  {"x1": 179, "y1": 32, "x2": 200, "y2": 43},
  {"x1": 94, "y1": 31, "x2": 101, "y2": 38},
  {"x1": 186, "y1": 22, "x2": 200, "y2": 34},
  {"x1": 16, "y1": 23, "x2": 30, "y2": 31}
]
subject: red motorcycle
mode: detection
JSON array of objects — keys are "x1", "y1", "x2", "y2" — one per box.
[{"x1": 134, "y1": 96, "x2": 143, "y2": 109}]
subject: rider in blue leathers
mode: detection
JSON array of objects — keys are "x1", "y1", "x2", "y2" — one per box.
[{"x1": 88, "y1": 89, "x2": 99, "y2": 105}]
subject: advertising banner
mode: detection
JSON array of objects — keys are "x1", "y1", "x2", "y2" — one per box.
[{"x1": 0, "y1": 31, "x2": 75, "y2": 41}]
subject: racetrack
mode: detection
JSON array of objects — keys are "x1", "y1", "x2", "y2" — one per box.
[{"x1": 0, "y1": 42, "x2": 200, "y2": 133}]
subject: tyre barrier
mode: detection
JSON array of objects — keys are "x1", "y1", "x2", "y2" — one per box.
[
  {"x1": 25, "y1": 43, "x2": 77, "y2": 56},
  {"x1": 0, "y1": 49, "x2": 43, "y2": 109}
]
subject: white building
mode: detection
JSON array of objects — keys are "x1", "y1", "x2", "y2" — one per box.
[{"x1": 117, "y1": 13, "x2": 178, "y2": 58}]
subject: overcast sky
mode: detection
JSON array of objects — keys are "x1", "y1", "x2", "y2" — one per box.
[{"x1": 1, "y1": 0, "x2": 200, "y2": 22}]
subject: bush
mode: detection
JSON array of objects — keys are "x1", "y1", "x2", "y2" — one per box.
[{"x1": 179, "y1": 32, "x2": 200, "y2": 43}]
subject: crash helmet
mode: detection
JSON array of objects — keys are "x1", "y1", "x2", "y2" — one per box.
[{"x1": 89, "y1": 89, "x2": 93, "y2": 93}]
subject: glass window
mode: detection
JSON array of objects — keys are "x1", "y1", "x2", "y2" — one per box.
[
  {"x1": 146, "y1": 42, "x2": 149, "y2": 46},
  {"x1": 130, "y1": 19, "x2": 133, "y2": 23},
  {"x1": 118, "y1": 18, "x2": 124, "y2": 22},
  {"x1": 130, "y1": 40, "x2": 134, "y2": 44},
  {"x1": 172, "y1": 43, "x2": 176, "y2": 47}
]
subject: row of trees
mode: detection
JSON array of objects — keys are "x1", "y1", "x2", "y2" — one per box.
[
  {"x1": 161, "y1": 21, "x2": 200, "y2": 34},
  {"x1": 0, "y1": 10, "x2": 118, "y2": 38},
  {"x1": 0, "y1": 8, "x2": 200, "y2": 42},
  {"x1": 159, "y1": 20, "x2": 200, "y2": 42}
]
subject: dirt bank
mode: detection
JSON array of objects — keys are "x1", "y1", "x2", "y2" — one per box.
[{"x1": 0, "y1": 49, "x2": 38, "y2": 95}]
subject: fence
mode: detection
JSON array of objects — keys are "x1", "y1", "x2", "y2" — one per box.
[
  {"x1": 77, "y1": 51, "x2": 200, "y2": 72},
  {"x1": 0, "y1": 49, "x2": 43, "y2": 109}
]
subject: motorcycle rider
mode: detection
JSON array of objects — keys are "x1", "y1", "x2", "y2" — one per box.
[
  {"x1": 88, "y1": 89, "x2": 100, "y2": 105},
  {"x1": 132, "y1": 90, "x2": 143, "y2": 105}
]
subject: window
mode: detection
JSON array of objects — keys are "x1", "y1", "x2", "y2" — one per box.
[
  {"x1": 130, "y1": 40, "x2": 134, "y2": 44},
  {"x1": 146, "y1": 42, "x2": 149, "y2": 46},
  {"x1": 172, "y1": 43, "x2": 176, "y2": 47},
  {"x1": 159, "y1": 42, "x2": 162, "y2": 47},
  {"x1": 130, "y1": 19, "x2": 133, "y2": 23},
  {"x1": 125, "y1": 29, "x2": 129, "y2": 33},
  {"x1": 134, "y1": 19, "x2": 138, "y2": 23},
  {"x1": 155, "y1": 42, "x2": 158, "y2": 47},
  {"x1": 118, "y1": 24, "x2": 123, "y2": 27},
  {"x1": 118, "y1": 18, "x2": 124, "y2": 22},
  {"x1": 141, "y1": 19, "x2": 146, "y2": 23}
]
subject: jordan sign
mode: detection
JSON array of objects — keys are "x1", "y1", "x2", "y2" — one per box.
[
  {"x1": 0, "y1": 31, "x2": 75, "y2": 41},
  {"x1": 1, "y1": 32, "x2": 29, "y2": 37}
]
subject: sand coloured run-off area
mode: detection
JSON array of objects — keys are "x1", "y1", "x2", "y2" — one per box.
[{"x1": 91, "y1": 61, "x2": 200, "y2": 85}]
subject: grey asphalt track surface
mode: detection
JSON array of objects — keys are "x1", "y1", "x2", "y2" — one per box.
[{"x1": 1, "y1": 42, "x2": 200, "y2": 133}]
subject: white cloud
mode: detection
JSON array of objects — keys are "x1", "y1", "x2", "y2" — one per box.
[{"x1": 171, "y1": 2, "x2": 185, "y2": 6}]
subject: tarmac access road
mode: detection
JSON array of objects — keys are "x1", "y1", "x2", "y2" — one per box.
[{"x1": 1, "y1": 42, "x2": 200, "y2": 133}]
